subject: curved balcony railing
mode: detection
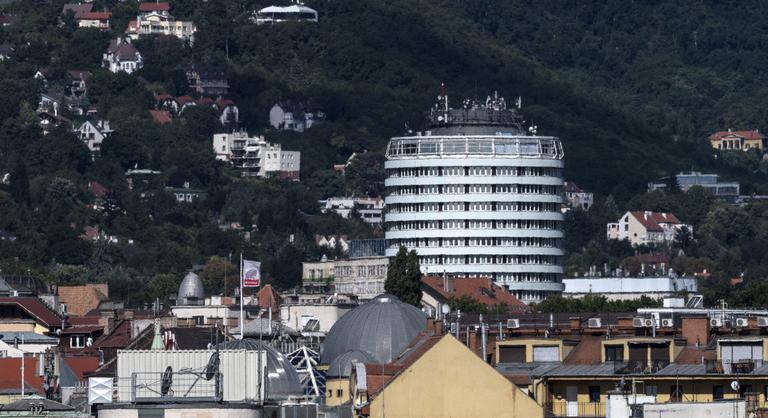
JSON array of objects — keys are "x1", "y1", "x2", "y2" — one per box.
[{"x1": 386, "y1": 135, "x2": 564, "y2": 159}]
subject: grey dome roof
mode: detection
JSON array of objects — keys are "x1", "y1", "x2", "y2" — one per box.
[
  {"x1": 176, "y1": 272, "x2": 204, "y2": 305},
  {"x1": 321, "y1": 294, "x2": 427, "y2": 365},
  {"x1": 216, "y1": 339, "x2": 303, "y2": 400},
  {"x1": 327, "y1": 349, "x2": 377, "y2": 378}
]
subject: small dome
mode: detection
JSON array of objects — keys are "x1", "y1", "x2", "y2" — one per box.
[
  {"x1": 327, "y1": 349, "x2": 377, "y2": 378},
  {"x1": 321, "y1": 294, "x2": 427, "y2": 365},
  {"x1": 176, "y1": 272, "x2": 204, "y2": 306},
  {"x1": 216, "y1": 339, "x2": 303, "y2": 400}
]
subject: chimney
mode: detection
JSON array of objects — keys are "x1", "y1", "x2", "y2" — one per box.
[
  {"x1": 444, "y1": 277, "x2": 454, "y2": 293},
  {"x1": 98, "y1": 313, "x2": 114, "y2": 336},
  {"x1": 569, "y1": 316, "x2": 581, "y2": 332},
  {"x1": 681, "y1": 316, "x2": 709, "y2": 346}
]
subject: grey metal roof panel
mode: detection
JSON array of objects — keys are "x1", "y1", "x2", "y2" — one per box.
[
  {"x1": 0, "y1": 331, "x2": 58, "y2": 344},
  {"x1": 654, "y1": 364, "x2": 707, "y2": 376},
  {"x1": 176, "y1": 272, "x2": 204, "y2": 305},
  {"x1": 215, "y1": 339, "x2": 303, "y2": 400},
  {"x1": 320, "y1": 294, "x2": 427, "y2": 365},
  {"x1": 327, "y1": 349, "x2": 377, "y2": 378},
  {"x1": 539, "y1": 363, "x2": 618, "y2": 377}
]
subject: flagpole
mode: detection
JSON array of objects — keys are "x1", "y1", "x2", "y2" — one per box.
[{"x1": 239, "y1": 253, "x2": 244, "y2": 340}]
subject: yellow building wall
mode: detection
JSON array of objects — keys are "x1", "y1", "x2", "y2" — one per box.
[
  {"x1": 0, "y1": 322, "x2": 46, "y2": 334},
  {"x1": 369, "y1": 336, "x2": 543, "y2": 418},
  {"x1": 325, "y1": 378, "x2": 348, "y2": 407},
  {"x1": 544, "y1": 377, "x2": 768, "y2": 409},
  {"x1": 496, "y1": 339, "x2": 564, "y2": 363}
]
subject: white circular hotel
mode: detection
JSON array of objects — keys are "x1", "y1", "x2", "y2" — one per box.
[{"x1": 384, "y1": 90, "x2": 565, "y2": 303}]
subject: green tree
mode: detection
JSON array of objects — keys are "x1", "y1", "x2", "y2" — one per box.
[
  {"x1": 199, "y1": 255, "x2": 239, "y2": 296},
  {"x1": 9, "y1": 161, "x2": 29, "y2": 205},
  {"x1": 385, "y1": 246, "x2": 422, "y2": 306}
]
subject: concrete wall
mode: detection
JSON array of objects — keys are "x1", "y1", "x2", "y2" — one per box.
[
  {"x1": 98, "y1": 406, "x2": 263, "y2": 418},
  {"x1": 643, "y1": 400, "x2": 745, "y2": 418},
  {"x1": 563, "y1": 276, "x2": 697, "y2": 299},
  {"x1": 369, "y1": 336, "x2": 543, "y2": 418},
  {"x1": 279, "y1": 304, "x2": 350, "y2": 333}
]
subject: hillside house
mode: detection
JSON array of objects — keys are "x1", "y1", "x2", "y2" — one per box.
[
  {"x1": 75, "y1": 120, "x2": 113, "y2": 156},
  {"x1": 61, "y1": 3, "x2": 92, "y2": 20},
  {"x1": 607, "y1": 211, "x2": 692, "y2": 246},
  {"x1": 102, "y1": 38, "x2": 143, "y2": 74},
  {"x1": 562, "y1": 181, "x2": 593, "y2": 211},
  {"x1": 269, "y1": 102, "x2": 325, "y2": 132},
  {"x1": 212, "y1": 131, "x2": 300, "y2": 178},
  {"x1": 186, "y1": 66, "x2": 229, "y2": 95},
  {"x1": 77, "y1": 11, "x2": 111, "y2": 30},
  {"x1": 709, "y1": 129, "x2": 765, "y2": 151},
  {"x1": 126, "y1": 3, "x2": 196, "y2": 43},
  {"x1": 253, "y1": 4, "x2": 318, "y2": 25}
]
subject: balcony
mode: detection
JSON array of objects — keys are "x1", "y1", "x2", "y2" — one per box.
[
  {"x1": 546, "y1": 401, "x2": 605, "y2": 418},
  {"x1": 386, "y1": 135, "x2": 564, "y2": 159}
]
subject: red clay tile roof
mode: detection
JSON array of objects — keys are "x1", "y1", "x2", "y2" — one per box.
[
  {"x1": 216, "y1": 99, "x2": 235, "y2": 107},
  {"x1": 421, "y1": 276, "x2": 528, "y2": 311},
  {"x1": 58, "y1": 284, "x2": 109, "y2": 317},
  {"x1": 125, "y1": 20, "x2": 138, "y2": 33},
  {"x1": 80, "y1": 12, "x2": 111, "y2": 20},
  {"x1": 196, "y1": 97, "x2": 214, "y2": 106},
  {"x1": 709, "y1": 130, "x2": 765, "y2": 141},
  {"x1": 0, "y1": 297, "x2": 63, "y2": 328},
  {"x1": 67, "y1": 70, "x2": 92, "y2": 82},
  {"x1": 563, "y1": 181, "x2": 583, "y2": 193},
  {"x1": 94, "y1": 320, "x2": 132, "y2": 348},
  {"x1": 63, "y1": 356, "x2": 100, "y2": 382},
  {"x1": 502, "y1": 373, "x2": 531, "y2": 386},
  {"x1": 257, "y1": 285, "x2": 280, "y2": 315},
  {"x1": 675, "y1": 346, "x2": 716, "y2": 364},
  {"x1": 60, "y1": 325, "x2": 104, "y2": 335},
  {"x1": 138, "y1": 2, "x2": 171, "y2": 12},
  {"x1": 564, "y1": 335, "x2": 602, "y2": 365},
  {"x1": 149, "y1": 110, "x2": 172, "y2": 125},
  {"x1": 0, "y1": 357, "x2": 44, "y2": 395},
  {"x1": 88, "y1": 181, "x2": 110, "y2": 198},
  {"x1": 629, "y1": 211, "x2": 681, "y2": 232},
  {"x1": 155, "y1": 94, "x2": 174, "y2": 102},
  {"x1": 176, "y1": 95, "x2": 195, "y2": 105}
]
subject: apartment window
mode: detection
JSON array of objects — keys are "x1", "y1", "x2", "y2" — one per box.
[
  {"x1": 645, "y1": 385, "x2": 658, "y2": 397},
  {"x1": 70, "y1": 335, "x2": 85, "y2": 348},
  {"x1": 605, "y1": 345, "x2": 624, "y2": 362},
  {"x1": 712, "y1": 385, "x2": 724, "y2": 400},
  {"x1": 336, "y1": 389, "x2": 343, "y2": 398},
  {"x1": 193, "y1": 316, "x2": 205, "y2": 325},
  {"x1": 498, "y1": 346, "x2": 525, "y2": 363},
  {"x1": 588, "y1": 386, "x2": 600, "y2": 403}
]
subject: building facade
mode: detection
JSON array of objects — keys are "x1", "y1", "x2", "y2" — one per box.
[
  {"x1": 102, "y1": 38, "x2": 143, "y2": 74},
  {"x1": 648, "y1": 171, "x2": 740, "y2": 203},
  {"x1": 563, "y1": 276, "x2": 698, "y2": 301},
  {"x1": 321, "y1": 196, "x2": 384, "y2": 224},
  {"x1": 384, "y1": 88, "x2": 565, "y2": 303},
  {"x1": 333, "y1": 256, "x2": 388, "y2": 300},
  {"x1": 708, "y1": 129, "x2": 765, "y2": 151},
  {"x1": 212, "y1": 131, "x2": 300, "y2": 179},
  {"x1": 607, "y1": 211, "x2": 692, "y2": 246}
]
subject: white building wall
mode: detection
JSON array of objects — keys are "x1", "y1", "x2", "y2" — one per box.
[
  {"x1": 563, "y1": 276, "x2": 698, "y2": 300},
  {"x1": 384, "y1": 136, "x2": 565, "y2": 304},
  {"x1": 279, "y1": 304, "x2": 351, "y2": 333}
]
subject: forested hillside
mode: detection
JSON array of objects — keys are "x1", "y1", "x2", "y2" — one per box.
[{"x1": 0, "y1": 0, "x2": 767, "y2": 306}]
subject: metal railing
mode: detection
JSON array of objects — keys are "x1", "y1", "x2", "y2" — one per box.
[
  {"x1": 131, "y1": 371, "x2": 222, "y2": 403},
  {"x1": 386, "y1": 135, "x2": 564, "y2": 159},
  {"x1": 546, "y1": 402, "x2": 605, "y2": 418}
]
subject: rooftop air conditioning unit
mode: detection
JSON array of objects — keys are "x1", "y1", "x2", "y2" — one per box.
[
  {"x1": 735, "y1": 318, "x2": 749, "y2": 328},
  {"x1": 506, "y1": 319, "x2": 520, "y2": 329},
  {"x1": 633, "y1": 317, "x2": 646, "y2": 328},
  {"x1": 643, "y1": 318, "x2": 655, "y2": 328},
  {"x1": 757, "y1": 317, "x2": 768, "y2": 328},
  {"x1": 710, "y1": 318, "x2": 723, "y2": 328},
  {"x1": 661, "y1": 318, "x2": 674, "y2": 328},
  {"x1": 587, "y1": 318, "x2": 602, "y2": 328}
]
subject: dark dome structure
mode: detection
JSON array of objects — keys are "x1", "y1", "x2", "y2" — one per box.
[
  {"x1": 176, "y1": 272, "x2": 204, "y2": 306},
  {"x1": 327, "y1": 349, "x2": 377, "y2": 378},
  {"x1": 320, "y1": 294, "x2": 427, "y2": 365},
  {"x1": 216, "y1": 339, "x2": 304, "y2": 400}
]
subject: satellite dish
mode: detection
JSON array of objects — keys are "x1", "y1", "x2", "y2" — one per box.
[
  {"x1": 204, "y1": 352, "x2": 220, "y2": 381},
  {"x1": 731, "y1": 380, "x2": 740, "y2": 392},
  {"x1": 161, "y1": 366, "x2": 173, "y2": 396},
  {"x1": 441, "y1": 304, "x2": 451, "y2": 315}
]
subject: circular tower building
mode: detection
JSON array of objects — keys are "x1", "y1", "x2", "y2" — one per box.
[{"x1": 384, "y1": 88, "x2": 565, "y2": 303}]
